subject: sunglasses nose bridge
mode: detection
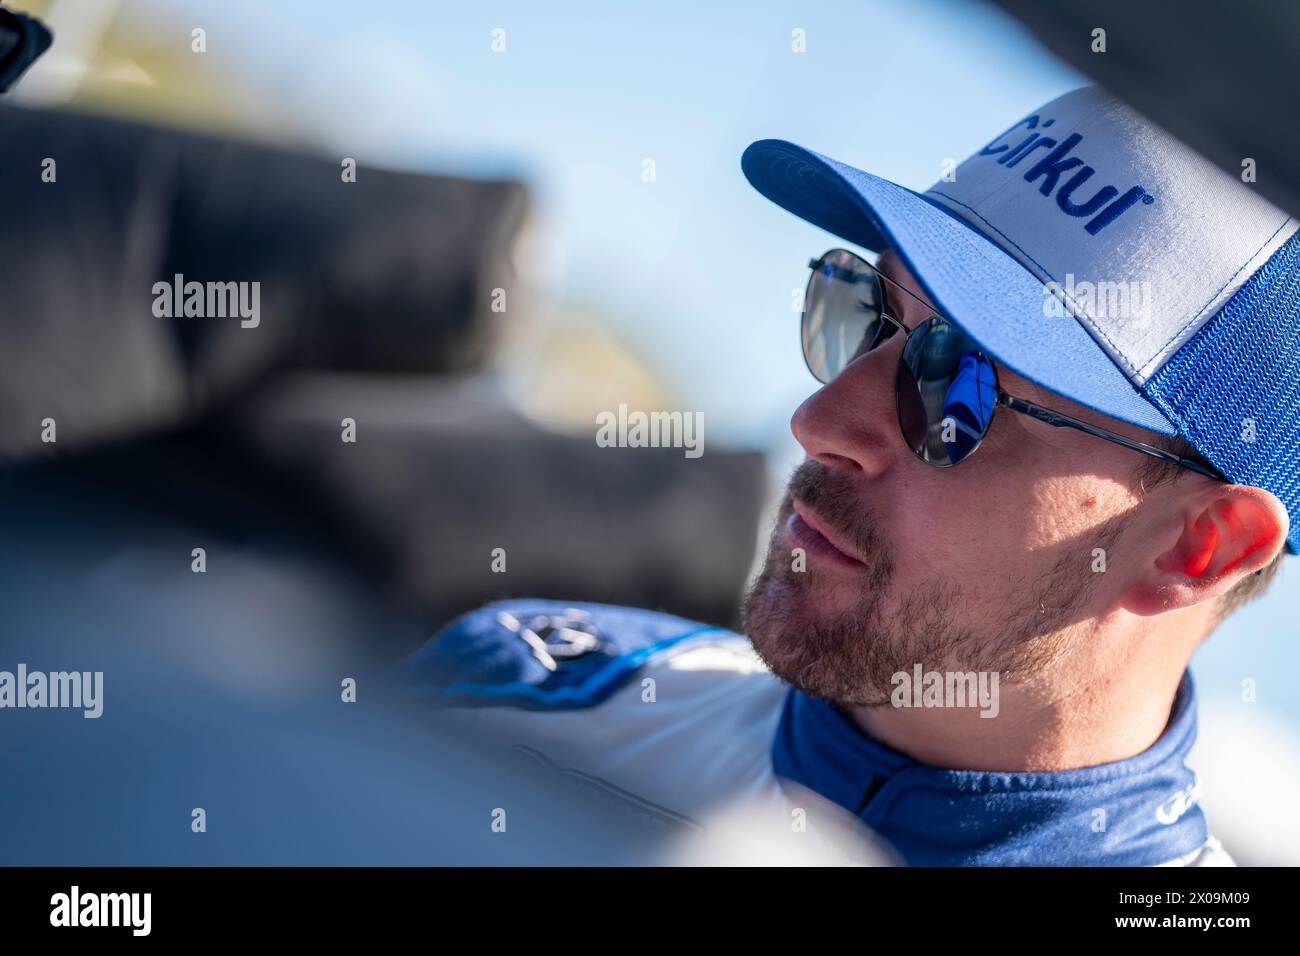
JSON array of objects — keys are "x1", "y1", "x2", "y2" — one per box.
[{"x1": 878, "y1": 309, "x2": 910, "y2": 339}]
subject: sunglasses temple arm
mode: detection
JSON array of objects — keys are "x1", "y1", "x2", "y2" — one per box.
[{"x1": 996, "y1": 393, "x2": 1226, "y2": 481}]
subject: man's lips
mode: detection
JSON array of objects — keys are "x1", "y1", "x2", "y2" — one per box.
[{"x1": 785, "y1": 499, "x2": 868, "y2": 569}]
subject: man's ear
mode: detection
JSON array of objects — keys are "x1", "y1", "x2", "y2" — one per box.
[{"x1": 1124, "y1": 484, "x2": 1289, "y2": 616}]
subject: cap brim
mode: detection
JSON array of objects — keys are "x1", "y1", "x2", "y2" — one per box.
[{"x1": 741, "y1": 139, "x2": 1176, "y2": 436}]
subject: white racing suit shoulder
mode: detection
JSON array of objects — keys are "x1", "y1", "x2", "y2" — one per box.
[{"x1": 405, "y1": 600, "x2": 881, "y2": 863}]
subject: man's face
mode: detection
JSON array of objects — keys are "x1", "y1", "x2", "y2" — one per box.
[{"x1": 743, "y1": 250, "x2": 1157, "y2": 706}]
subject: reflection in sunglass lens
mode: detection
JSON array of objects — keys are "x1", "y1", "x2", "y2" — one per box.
[
  {"x1": 802, "y1": 250, "x2": 888, "y2": 384},
  {"x1": 896, "y1": 317, "x2": 998, "y2": 466}
]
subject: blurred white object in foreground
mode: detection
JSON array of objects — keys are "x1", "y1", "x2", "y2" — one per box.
[{"x1": 664, "y1": 783, "x2": 896, "y2": 867}]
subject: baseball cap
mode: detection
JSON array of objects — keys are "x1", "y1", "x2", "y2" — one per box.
[{"x1": 742, "y1": 86, "x2": 1300, "y2": 553}]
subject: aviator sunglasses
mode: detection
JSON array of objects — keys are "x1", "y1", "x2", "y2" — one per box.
[{"x1": 802, "y1": 248, "x2": 1225, "y2": 479}]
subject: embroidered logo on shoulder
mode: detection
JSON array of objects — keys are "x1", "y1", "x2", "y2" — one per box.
[
  {"x1": 497, "y1": 608, "x2": 607, "y2": 672},
  {"x1": 1156, "y1": 782, "x2": 1202, "y2": 826}
]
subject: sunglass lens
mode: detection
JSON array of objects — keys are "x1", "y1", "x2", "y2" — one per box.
[
  {"x1": 802, "y1": 250, "x2": 888, "y2": 383},
  {"x1": 896, "y1": 317, "x2": 998, "y2": 466}
]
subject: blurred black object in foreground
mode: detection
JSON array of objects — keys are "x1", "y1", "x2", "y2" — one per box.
[
  {"x1": 0, "y1": 102, "x2": 528, "y2": 458},
  {"x1": 0, "y1": 105, "x2": 765, "y2": 644}
]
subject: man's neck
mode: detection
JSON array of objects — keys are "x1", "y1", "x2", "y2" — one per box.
[{"x1": 844, "y1": 625, "x2": 1197, "y2": 772}]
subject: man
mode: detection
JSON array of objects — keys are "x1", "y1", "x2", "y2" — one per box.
[{"x1": 405, "y1": 87, "x2": 1298, "y2": 866}]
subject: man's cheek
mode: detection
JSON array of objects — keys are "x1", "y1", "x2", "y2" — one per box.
[{"x1": 892, "y1": 504, "x2": 968, "y2": 572}]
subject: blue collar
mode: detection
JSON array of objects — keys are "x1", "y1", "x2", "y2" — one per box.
[{"x1": 771, "y1": 672, "x2": 1207, "y2": 866}]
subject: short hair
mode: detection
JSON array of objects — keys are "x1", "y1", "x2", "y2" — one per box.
[{"x1": 1133, "y1": 437, "x2": 1282, "y2": 627}]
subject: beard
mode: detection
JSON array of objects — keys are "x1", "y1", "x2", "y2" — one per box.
[{"x1": 742, "y1": 460, "x2": 1104, "y2": 707}]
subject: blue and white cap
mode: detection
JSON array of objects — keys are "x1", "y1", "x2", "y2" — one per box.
[{"x1": 742, "y1": 86, "x2": 1300, "y2": 553}]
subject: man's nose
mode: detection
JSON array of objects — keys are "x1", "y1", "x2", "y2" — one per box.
[{"x1": 790, "y1": 344, "x2": 901, "y2": 477}]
